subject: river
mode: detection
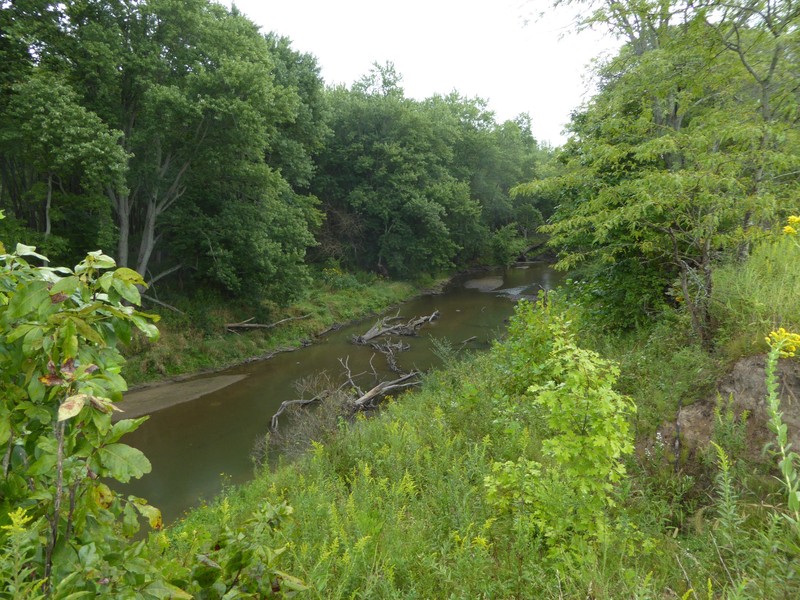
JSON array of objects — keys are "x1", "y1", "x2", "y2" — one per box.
[{"x1": 121, "y1": 263, "x2": 563, "y2": 522}]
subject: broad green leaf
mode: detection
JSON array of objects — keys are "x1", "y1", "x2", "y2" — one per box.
[
  {"x1": 50, "y1": 276, "x2": 80, "y2": 296},
  {"x1": 27, "y1": 452, "x2": 57, "y2": 476},
  {"x1": 6, "y1": 281, "x2": 50, "y2": 320},
  {"x1": 97, "y1": 443, "x2": 151, "y2": 482},
  {"x1": 69, "y1": 316, "x2": 106, "y2": 346},
  {"x1": 131, "y1": 314, "x2": 159, "y2": 340},
  {"x1": 0, "y1": 417, "x2": 10, "y2": 445},
  {"x1": 14, "y1": 243, "x2": 48, "y2": 261},
  {"x1": 58, "y1": 394, "x2": 88, "y2": 421},
  {"x1": 6, "y1": 323, "x2": 37, "y2": 343},
  {"x1": 142, "y1": 580, "x2": 193, "y2": 600},
  {"x1": 107, "y1": 417, "x2": 148, "y2": 443},
  {"x1": 86, "y1": 250, "x2": 116, "y2": 269},
  {"x1": 275, "y1": 570, "x2": 310, "y2": 592},
  {"x1": 114, "y1": 267, "x2": 146, "y2": 286},
  {"x1": 22, "y1": 326, "x2": 45, "y2": 357},
  {"x1": 112, "y1": 277, "x2": 141, "y2": 305},
  {"x1": 134, "y1": 502, "x2": 163, "y2": 529}
]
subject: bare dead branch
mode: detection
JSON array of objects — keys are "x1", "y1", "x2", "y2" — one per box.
[
  {"x1": 352, "y1": 371, "x2": 421, "y2": 410},
  {"x1": 141, "y1": 294, "x2": 186, "y2": 315},
  {"x1": 226, "y1": 313, "x2": 312, "y2": 332},
  {"x1": 271, "y1": 392, "x2": 329, "y2": 432},
  {"x1": 353, "y1": 311, "x2": 439, "y2": 344}
]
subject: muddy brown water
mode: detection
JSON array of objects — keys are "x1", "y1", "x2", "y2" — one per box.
[{"x1": 120, "y1": 263, "x2": 563, "y2": 523}]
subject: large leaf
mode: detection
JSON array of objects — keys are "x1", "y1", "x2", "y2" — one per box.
[
  {"x1": 96, "y1": 443, "x2": 151, "y2": 482},
  {"x1": 6, "y1": 281, "x2": 50, "y2": 320},
  {"x1": 142, "y1": 580, "x2": 192, "y2": 600},
  {"x1": 14, "y1": 243, "x2": 48, "y2": 261},
  {"x1": 58, "y1": 394, "x2": 88, "y2": 421}
]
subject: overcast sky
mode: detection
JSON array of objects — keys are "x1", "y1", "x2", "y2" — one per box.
[{"x1": 226, "y1": 0, "x2": 620, "y2": 146}]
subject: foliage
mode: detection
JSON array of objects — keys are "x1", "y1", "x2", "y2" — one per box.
[
  {"x1": 486, "y1": 304, "x2": 635, "y2": 547},
  {"x1": 312, "y1": 72, "x2": 540, "y2": 276},
  {"x1": 764, "y1": 331, "x2": 800, "y2": 529},
  {"x1": 712, "y1": 219, "x2": 800, "y2": 359},
  {"x1": 523, "y1": 0, "x2": 800, "y2": 342},
  {"x1": 0, "y1": 0, "x2": 326, "y2": 302},
  {"x1": 0, "y1": 239, "x2": 172, "y2": 594},
  {"x1": 166, "y1": 499, "x2": 307, "y2": 597}
]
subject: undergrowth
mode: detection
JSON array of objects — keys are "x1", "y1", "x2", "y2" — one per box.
[
  {"x1": 165, "y1": 296, "x2": 800, "y2": 598},
  {"x1": 122, "y1": 272, "x2": 418, "y2": 385}
]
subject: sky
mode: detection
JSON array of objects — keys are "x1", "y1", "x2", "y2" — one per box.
[{"x1": 226, "y1": 0, "x2": 621, "y2": 146}]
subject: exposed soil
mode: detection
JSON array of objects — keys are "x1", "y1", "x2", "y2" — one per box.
[
  {"x1": 116, "y1": 374, "x2": 248, "y2": 419},
  {"x1": 660, "y1": 355, "x2": 800, "y2": 462}
]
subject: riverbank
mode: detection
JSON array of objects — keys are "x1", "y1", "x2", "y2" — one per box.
[{"x1": 122, "y1": 273, "x2": 442, "y2": 387}]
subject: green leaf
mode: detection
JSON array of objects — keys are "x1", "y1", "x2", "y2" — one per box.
[
  {"x1": 97, "y1": 443, "x2": 151, "y2": 483},
  {"x1": 69, "y1": 316, "x2": 106, "y2": 346},
  {"x1": 14, "y1": 243, "x2": 48, "y2": 261},
  {"x1": 27, "y1": 452, "x2": 57, "y2": 476},
  {"x1": 50, "y1": 276, "x2": 80, "y2": 297},
  {"x1": 85, "y1": 250, "x2": 116, "y2": 269},
  {"x1": 0, "y1": 417, "x2": 11, "y2": 445},
  {"x1": 131, "y1": 314, "x2": 159, "y2": 340},
  {"x1": 114, "y1": 267, "x2": 146, "y2": 286},
  {"x1": 6, "y1": 281, "x2": 50, "y2": 320},
  {"x1": 142, "y1": 580, "x2": 193, "y2": 599},
  {"x1": 112, "y1": 278, "x2": 141, "y2": 305},
  {"x1": 107, "y1": 417, "x2": 148, "y2": 443},
  {"x1": 134, "y1": 502, "x2": 163, "y2": 529}
]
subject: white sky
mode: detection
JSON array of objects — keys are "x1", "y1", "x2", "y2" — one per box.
[{"x1": 226, "y1": 0, "x2": 620, "y2": 146}]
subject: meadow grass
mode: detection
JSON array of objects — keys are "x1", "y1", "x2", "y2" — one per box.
[{"x1": 164, "y1": 297, "x2": 799, "y2": 598}]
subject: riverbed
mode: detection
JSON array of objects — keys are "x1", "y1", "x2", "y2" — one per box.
[{"x1": 121, "y1": 263, "x2": 562, "y2": 522}]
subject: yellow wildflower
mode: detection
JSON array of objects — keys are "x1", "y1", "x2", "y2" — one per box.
[
  {"x1": 787, "y1": 215, "x2": 800, "y2": 226},
  {"x1": 767, "y1": 327, "x2": 800, "y2": 358},
  {"x1": 784, "y1": 225, "x2": 798, "y2": 236}
]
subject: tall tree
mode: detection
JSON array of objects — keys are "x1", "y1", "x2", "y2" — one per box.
[{"x1": 523, "y1": 0, "x2": 800, "y2": 338}]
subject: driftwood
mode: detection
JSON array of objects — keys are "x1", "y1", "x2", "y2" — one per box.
[
  {"x1": 271, "y1": 391, "x2": 328, "y2": 431},
  {"x1": 353, "y1": 310, "x2": 439, "y2": 344},
  {"x1": 226, "y1": 313, "x2": 311, "y2": 333},
  {"x1": 352, "y1": 371, "x2": 420, "y2": 410},
  {"x1": 370, "y1": 339, "x2": 410, "y2": 374},
  {"x1": 269, "y1": 363, "x2": 421, "y2": 431}
]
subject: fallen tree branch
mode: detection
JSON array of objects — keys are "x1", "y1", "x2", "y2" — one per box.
[
  {"x1": 370, "y1": 339, "x2": 410, "y2": 374},
  {"x1": 271, "y1": 392, "x2": 329, "y2": 431},
  {"x1": 226, "y1": 313, "x2": 312, "y2": 332},
  {"x1": 353, "y1": 311, "x2": 439, "y2": 344},
  {"x1": 352, "y1": 371, "x2": 421, "y2": 410},
  {"x1": 141, "y1": 294, "x2": 186, "y2": 315}
]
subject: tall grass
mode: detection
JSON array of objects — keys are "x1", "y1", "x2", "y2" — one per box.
[
  {"x1": 161, "y1": 297, "x2": 799, "y2": 598},
  {"x1": 712, "y1": 236, "x2": 800, "y2": 360}
]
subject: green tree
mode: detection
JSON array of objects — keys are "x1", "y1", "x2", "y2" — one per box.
[
  {"x1": 0, "y1": 72, "x2": 127, "y2": 260},
  {"x1": 521, "y1": 0, "x2": 800, "y2": 338}
]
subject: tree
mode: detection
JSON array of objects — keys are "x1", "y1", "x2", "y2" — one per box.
[
  {"x1": 0, "y1": 72, "x2": 128, "y2": 259},
  {"x1": 521, "y1": 0, "x2": 800, "y2": 338}
]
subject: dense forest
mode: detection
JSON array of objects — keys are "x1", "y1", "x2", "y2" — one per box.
[
  {"x1": 2, "y1": 0, "x2": 800, "y2": 597},
  {"x1": 0, "y1": 0, "x2": 548, "y2": 305}
]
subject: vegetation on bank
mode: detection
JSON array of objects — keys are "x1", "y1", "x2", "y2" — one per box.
[
  {"x1": 165, "y1": 229, "x2": 800, "y2": 599},
  {"x1": 3, "y1": 0, "x2": 800, "y2": 597},
  {"x1": 122, "y1": 269, "x2": 420, "y2": 386}
]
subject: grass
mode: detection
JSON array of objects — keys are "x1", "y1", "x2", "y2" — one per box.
[
  {"x1": 162, "y1": 295, "x2": 799, "y2": 598},
  {"x1": 712, "y1": 235, "x2": 800, "y2": 362},
  {"x1": 150, "y1": 237, "x2": 800, "y2": 597}
]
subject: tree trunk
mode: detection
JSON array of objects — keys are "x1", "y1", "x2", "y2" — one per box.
[{"x1": 135, "y1": 199, "x2": 158, "y2": 277}]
